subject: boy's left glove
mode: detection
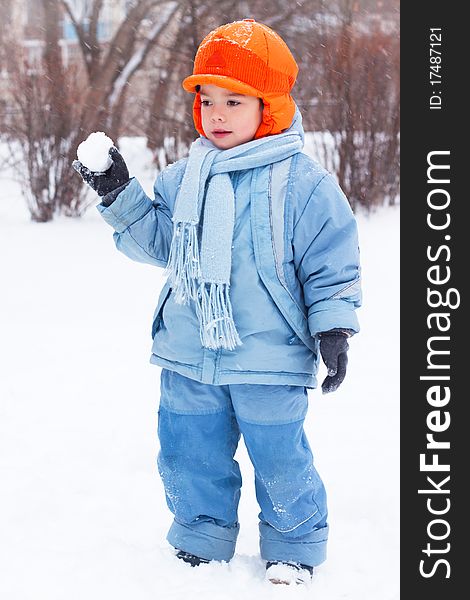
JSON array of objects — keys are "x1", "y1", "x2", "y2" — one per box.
[{"x1": 319, "y1": 329, "x2": 352, "y2": 394}]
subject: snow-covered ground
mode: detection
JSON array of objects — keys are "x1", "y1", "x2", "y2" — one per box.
[{"x1": 0, "y1": 139, "x2": 399, "y2": 600}]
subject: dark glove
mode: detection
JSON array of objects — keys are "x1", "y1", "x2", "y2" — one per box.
[
  {"x1": 319, "y1": 329, "x2": 351, "y2": 394},
  {"x1": 72, "y1": 146, "x2": 129, "y2": 197}
]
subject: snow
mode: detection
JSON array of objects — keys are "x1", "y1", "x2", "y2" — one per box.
[
  {"x1": 77, "y1": 131, "x2": 114, "y2": 172},
  {"x1": 266, "y1": 562, "x2": 313, "y2": 586},
  {"x1": 0, "y1": 138, "x2": 399, "y2": 600}
]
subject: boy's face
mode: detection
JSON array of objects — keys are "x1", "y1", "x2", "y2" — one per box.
[{"x1": 199, "y1": 84, "x2": 263, "y2": 149}]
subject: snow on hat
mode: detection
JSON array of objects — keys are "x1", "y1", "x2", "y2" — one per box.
[{"x1": 182, "y1": 19, "x2": 299, "y2": 139}]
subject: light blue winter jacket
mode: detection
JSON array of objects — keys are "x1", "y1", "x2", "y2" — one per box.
[{"x1": 97, "y1": 126, "x2": 361, "y2": 388}]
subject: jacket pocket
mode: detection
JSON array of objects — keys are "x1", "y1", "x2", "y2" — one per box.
[{"x1": 151, "y1": 282, "x2": 171, "y2": 339}]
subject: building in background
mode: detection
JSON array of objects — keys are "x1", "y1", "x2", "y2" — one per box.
[
  {"x1": 15, "y1": 0, "x2": 127, "y2": 67},
  {"x1": 1, "y1": 0, "x2": 128, "y2": 125}
]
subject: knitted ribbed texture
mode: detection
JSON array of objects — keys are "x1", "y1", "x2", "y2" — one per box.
[
  {"x1": 165, "y1": 118, "x2": 304, "y2": 351},
  {"x1": 192, "y1": 39, "x2": 295, "y2": 94}
]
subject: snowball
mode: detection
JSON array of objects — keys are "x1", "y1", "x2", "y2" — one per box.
[{"x1": 77, "y1": 131, "x2": 114, "y2": 172}]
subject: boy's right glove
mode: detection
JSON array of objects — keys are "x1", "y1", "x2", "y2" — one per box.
[
  {"x1": 72, "y1": 146, "x2": 130, "y2": 197},
  {"x1": 318, "y1": 329, "x2": 352, "y2": 394}
]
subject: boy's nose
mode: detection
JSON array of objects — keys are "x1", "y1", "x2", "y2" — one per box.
[{"x1": 210, "y1": 108, "x2": 226, "y2": 122}]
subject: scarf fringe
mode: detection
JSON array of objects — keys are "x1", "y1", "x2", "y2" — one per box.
[
  {"x1": 195, "y1": 282, "x2": 242, "y2": 351},
  {"x1": 165, "y1": 222, "x2": 201, "y2": 304}
]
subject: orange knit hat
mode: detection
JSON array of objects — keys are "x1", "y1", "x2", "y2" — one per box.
[{"x1": 182, "y1": 19, "x2": 298, "y2": 139}]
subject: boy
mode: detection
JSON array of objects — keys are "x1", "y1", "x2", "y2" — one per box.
[{"x1": 73, "y1": 19, "x2": 361, "y2": 586}]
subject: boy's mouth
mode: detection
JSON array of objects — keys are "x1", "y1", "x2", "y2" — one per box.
[{"x1": 212, "y1": 129, "x2": 232, "y2": 138}]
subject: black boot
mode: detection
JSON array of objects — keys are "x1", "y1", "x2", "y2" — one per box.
[{"x1": 176, "y1": 549, "x2": 211, "y2": 567}]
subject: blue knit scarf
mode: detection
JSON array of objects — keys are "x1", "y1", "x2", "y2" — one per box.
[{"x1": 165, "y1": 118, "x2": 303, "y2": 351}]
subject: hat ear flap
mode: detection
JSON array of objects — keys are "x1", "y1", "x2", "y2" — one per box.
[
  {"x1": 255, "y1": 98, "x2": 273, "y2": 138},
  {"x1": 192, "y1": 92, "x2": 206, "y2": 137},
  {"x1": 255, "y1": 94, "x2": 296, "y2": 138}
]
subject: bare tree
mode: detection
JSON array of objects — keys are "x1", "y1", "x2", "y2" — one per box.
[
  {"x1": 307, "y1": 2, "x2": 400, "y2": 210},
  {"x1": 0, "y1": 0, "x2": 18, "y2": 145},
  {"x1": 3, "y1": 0, "x2": 182, "y2": 221},
  {"x1": 61, "y1": 0, "x2": 181, "y2": 141},
  {"x1": 1, "y1": 0, "x2": 399, "y2": 218},
  {"x1": 4, "y1": 0, "x2": 82, "y2": 221}
]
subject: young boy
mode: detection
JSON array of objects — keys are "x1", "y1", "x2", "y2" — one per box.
[{"x1": 73, "y1": 19, "x2": 361, "y2": 586}]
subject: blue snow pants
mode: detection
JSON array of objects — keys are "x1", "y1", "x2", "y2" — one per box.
[{"x1": 157, "y1": 369, "x2": 329, "y2": 567}]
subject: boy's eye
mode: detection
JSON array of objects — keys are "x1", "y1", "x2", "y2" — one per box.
[{"x1": 200, "y1": 99, "x2": 240, "y2": 107}]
